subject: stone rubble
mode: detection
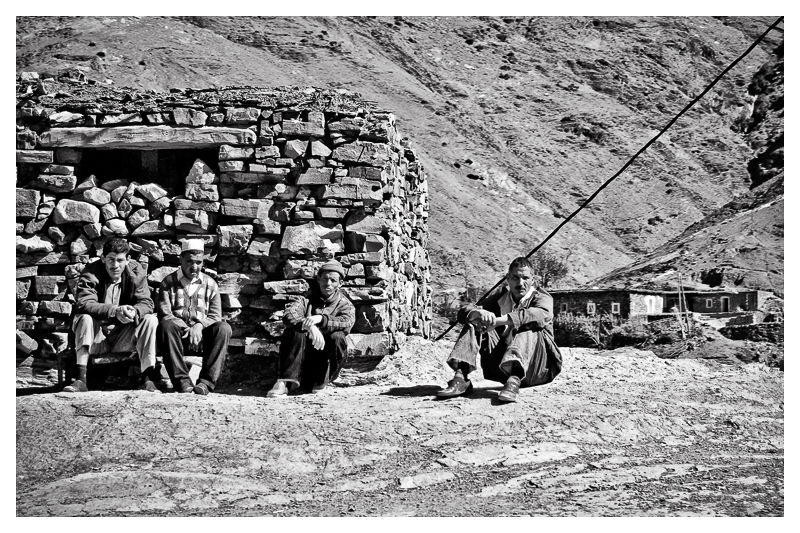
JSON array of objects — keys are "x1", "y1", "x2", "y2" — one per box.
[{"x1": 16, "y1": 78, "x2": 431, "y2": 386}]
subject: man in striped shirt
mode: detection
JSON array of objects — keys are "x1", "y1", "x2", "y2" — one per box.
[
  {"x1": 157, "y1": 239, "x2": 231, "y2": 395},
  {"x1": 267, "y1": 259, "x2": 355, "y2": 397}
]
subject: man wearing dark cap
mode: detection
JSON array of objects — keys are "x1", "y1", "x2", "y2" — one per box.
[
  {"x1": 267, "y1": 259, "x2": 355, "y2": 397},
  {"x1": 65, "y1": 237, "x2": 160, "y2": 393},
  {"x1": 156, "y1": 239, "x2": 231, "y2": 396},
  {"x1": 436, "y1": 256, "x2": 562, "y2": 403}
]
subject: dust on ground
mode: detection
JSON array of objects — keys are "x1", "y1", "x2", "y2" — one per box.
[{"x1": 16, "y1": 337, "x2": 783, "y2": 516}]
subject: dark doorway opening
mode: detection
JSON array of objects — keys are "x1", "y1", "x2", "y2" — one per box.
[{"x1": 77, "y1": 148, "x2": 220, "y2": 195}]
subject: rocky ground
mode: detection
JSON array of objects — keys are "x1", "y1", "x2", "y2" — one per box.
[{"x1": 16, "y1": 337, "x2": 783, "y2": 516}]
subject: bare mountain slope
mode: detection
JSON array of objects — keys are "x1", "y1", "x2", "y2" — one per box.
[
  {"x1": 16, "y1": 16, "x2": 783, "y2": 292},
  {"x1": 592, "y1": 40, "x2": 784, "y2": 295}
]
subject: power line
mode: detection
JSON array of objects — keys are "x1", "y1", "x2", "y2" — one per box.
[{"x1": 434, "y1": 15, "x2": 784, "y2": 342}]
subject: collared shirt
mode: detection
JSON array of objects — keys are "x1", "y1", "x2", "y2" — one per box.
[
  {"x1": 103, "y1": 281, "x2": 122, "y2": 306},
  {"x1": 496, "y1": 285, "x2": 536, "y2": 340},
  {"x1": 177, "y1": 269, "x2": 203, "y2": 298}
]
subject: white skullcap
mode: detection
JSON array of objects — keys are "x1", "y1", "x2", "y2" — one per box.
[{"x1": 181, "y1": 239, "x2": 205, "y2": 253}]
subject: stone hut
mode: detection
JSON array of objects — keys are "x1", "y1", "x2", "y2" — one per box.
[
  {"x1": 662, "y1": 289, "x2": 771, "y2": 314},
  {"x1": 550, "y1": 288, "x2": 664, "y2": 318},
  {"x1": 15, "y1": 74, "x2": 431, "y2": 387}
]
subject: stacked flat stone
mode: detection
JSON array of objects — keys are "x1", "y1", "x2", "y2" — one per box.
[{"x1": 15, "y1": 74, "x2": 431, "y2": 385}]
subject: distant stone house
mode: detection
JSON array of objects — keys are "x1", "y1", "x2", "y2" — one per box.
[
  {"x1": 551, "y1": 287, "x2": 772, "y2": 319},
  {"x1": 550, "y1": 289, "x2": 664, "y2": 319},
  {"x1": 662, "y1": 289, "x2": 770, "y2": 314}
]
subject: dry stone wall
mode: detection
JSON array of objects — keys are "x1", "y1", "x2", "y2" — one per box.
[{"x1": 16, "y1": 75, "x2": 431, "y2": 386}]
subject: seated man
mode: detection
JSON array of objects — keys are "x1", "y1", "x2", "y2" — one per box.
[
  {"x1": 437, "y1": 256, "x2": 562, "y2": 403},
  {"x1": 65, "y1": 238, "x2": 159, "y2": 393},
  {"x1": 267, "y1": 260, "x2": 355, "y2": 397},
  {"x1": 156, "y1": 239, "x2": 231, "y2": 396}
]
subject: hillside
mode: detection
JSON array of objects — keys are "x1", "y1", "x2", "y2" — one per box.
[
  {"x1": 16, "y1": 16, "x2": 784, "y2": 292},
  {"x1": 592, "y1": 41, "x2": 784, "y2": 295}
]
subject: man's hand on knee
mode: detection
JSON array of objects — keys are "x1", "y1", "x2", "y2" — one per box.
[
  {"x1": 183, "y1": 323, "x2": 204, "y2": 351},
  {"x1": 306, "y1": 325, "x2": 325, "y2": 350},
  {"x1": 115, "y1": 305, "x2": 136, "y2": 324},
  {"x1": 301, "y1": 315, "x2": 323, "y2": 331}
]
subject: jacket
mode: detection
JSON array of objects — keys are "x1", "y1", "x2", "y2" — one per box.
[
  {"x1": 457, "y1": 285, "x2": 554, "y2": 336},
  {"x1": 458, "y1": 285, "x2": 561, "y2": 386},
  {"x1": 74, "y1": 259, "x2": 154, "y2": 322},
  {"x1": 283, "y1": 287, "x2": 355, "y2": 335}
]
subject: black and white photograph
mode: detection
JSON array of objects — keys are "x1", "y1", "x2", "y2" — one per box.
[{"x1": 13, "y1": 8, "x2": 786, "y2": 520}]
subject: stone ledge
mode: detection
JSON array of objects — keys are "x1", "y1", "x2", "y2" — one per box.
[{"x1": 39, "y1": 126, "x2": 257, "y2": 149}]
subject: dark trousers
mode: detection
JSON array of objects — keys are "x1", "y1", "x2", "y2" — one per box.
[
  {"x1": 157, "y1": 319, "x2": 231, "y2": 391},
  {"x1": 446, "y1": 324, "x2": 562, "y2": 387},
  {"x1": 278, "y1": 325, "x2": 348, "y2": 391}
]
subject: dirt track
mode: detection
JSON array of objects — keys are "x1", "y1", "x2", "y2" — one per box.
[{"x1": 16, "y1": 339, "x2": 783, "y2": 516}]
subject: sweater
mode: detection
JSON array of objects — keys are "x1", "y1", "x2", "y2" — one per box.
[{"x1": 157, "y1": 270, "x2": 222, "y2": 328}]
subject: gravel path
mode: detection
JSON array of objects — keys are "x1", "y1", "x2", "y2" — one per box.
[{"x1": 16, "y1": 341, "x2": 783, "y2": 516}]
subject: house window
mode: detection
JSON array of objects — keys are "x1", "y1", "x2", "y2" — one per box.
[
  {"x1": 611, "y1": 302, "x2": 620, "y2": 314},
  {"x1": 706, "y1": 299, "x2": 713, "y2": 308},
  {"x1": 560, "y1": 303, "x2": 568, "y2": 313},
  {"x1": 587, "y1": 302, "x2": 596, "y2": 315}
]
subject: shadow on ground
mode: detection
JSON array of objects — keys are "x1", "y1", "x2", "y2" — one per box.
[{"x1": 382, "y1": 384, "x2": 503, "y2": 400}]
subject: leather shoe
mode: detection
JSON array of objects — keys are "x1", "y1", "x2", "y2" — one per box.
[
  {"x1": 178, "y1": 381, "x2": 194, "y2": 394},
  {"x1": 497, "y1": 376, "x2": 521, "y2": 403},
  {"x1": 138, "y1": 377, "x2": 160, "y2": 393},
  {"x1": 436, "y1": 376, "x2": 473, "y2": 398},
  {"x1": 62, "y1": 379, "x2": 88, "y2": 393}
]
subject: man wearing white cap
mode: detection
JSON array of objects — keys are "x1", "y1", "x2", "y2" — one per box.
[
  {"x1": 156, "y1": 238, "x2": 231, "y2": 395},
  {"x1": 267, "y1": 259, "x2": 355, "y2": 397}
]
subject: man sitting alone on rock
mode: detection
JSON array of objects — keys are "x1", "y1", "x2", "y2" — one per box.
[
  {"x1": 437, "y1": 256, "x2": 562, "y2": 403},
  {"x1": 267, "y1": 260, "x2": 355, "y2": 397},
  {"x1": 156, "y1": 239, "x2": 231, "y2": 396},
  {"x1": 65, "y1": 238, "x2": 160, "y2": 393}
]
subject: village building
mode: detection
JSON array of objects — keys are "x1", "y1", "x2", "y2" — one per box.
[
  {"x1": 551, "y1": 287, "x2": 773, "y2": 319},
  {"x1": 550, "y1": 288, "x2": 664, "y2": 319},
  {"x1": 16, "y1": 75, "x2": 432, "y2": 387},
  {"x1": 662, "y1": 289, "x2": 771, "y2": 314}
]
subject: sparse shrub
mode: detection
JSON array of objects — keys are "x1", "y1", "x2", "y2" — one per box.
[
  {"x1": 554, "y1": 312, "x2": 621, "y2": 348},
  {"x1": 530, "y1": 250, "x2": 569, "y2": 287}
]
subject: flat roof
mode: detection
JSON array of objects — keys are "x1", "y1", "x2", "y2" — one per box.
[{"x1": 550, "y1": 288, "x2": 760, "y2": 296}]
